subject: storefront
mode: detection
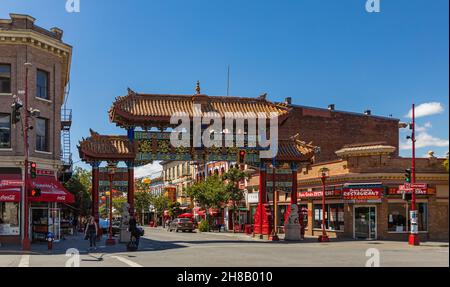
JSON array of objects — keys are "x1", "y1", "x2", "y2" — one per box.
[
  {"x1": 0, "y1": 170, "x2": 22, "y2": 244},
  {"x1": 0, "y1": 171, "x2": 75, "y2": 244},
  {"x1": 298, "y1": 182, "x2": 444, "y2": 241}
]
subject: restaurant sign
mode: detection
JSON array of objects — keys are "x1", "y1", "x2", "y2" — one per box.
[
  {"x1": 298, "y1": 189, "x2": 341, "y2": 199},
  {"x1": 390, "y1": 183, "x2": 434, "y2": 195},
  {"x1": 342, "y1": 183, "x2": 383, "y2": 202}
]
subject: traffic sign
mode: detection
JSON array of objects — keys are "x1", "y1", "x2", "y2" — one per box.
[{"x1": 398, "y1": 183, "x2": 428, "y2": 194}]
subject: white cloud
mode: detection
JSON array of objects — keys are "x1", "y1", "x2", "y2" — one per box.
[
  {"x1": 415, "y1": 122, "x2": 432, "y2": 132},
  {"x1": 405, "y1": 102, "x2": 444, "y2": 118},
  {"x1": 400, "y1": 132, "x2": 449, "y2": 150},
  {"x1": 134, "y1": 162, "x2": 163, "y2": 179}
]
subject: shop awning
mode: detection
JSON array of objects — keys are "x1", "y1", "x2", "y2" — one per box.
[
  {"x1": 29, "y1": 176, "x2": 75, "y2": 204},
  {"x1": 0, "y1": 174, "x2": 22, "y2": 202},
  {"x1": 178, "y1": 213, "x2": 193, "y2": 218}
]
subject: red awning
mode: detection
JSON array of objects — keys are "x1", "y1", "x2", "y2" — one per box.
[
  {"x1": 29, "y1": 176, "x2": 75, "y2": 204},
  {"x1": 0, "y1": 174, "x2": 22, "y2": 202},
  {"x1": 197, "y1": 210, "x2": 206, "y2": 216},
  {"x1": 178, "y1": 213, "x2": 193, "y2": 218}
]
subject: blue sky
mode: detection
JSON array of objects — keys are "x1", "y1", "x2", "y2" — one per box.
[{"x1": 1, "y1": 0, "x2": 448, "y2": 176}]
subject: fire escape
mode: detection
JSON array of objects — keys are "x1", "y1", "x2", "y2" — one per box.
[{"x1": 60, "y1": 107, "x2": 73, "y2": 181}]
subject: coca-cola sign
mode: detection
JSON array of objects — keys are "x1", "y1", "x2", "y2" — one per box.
[{"x1": 0, "y1": 193, "x2": 18, "y2": 202}]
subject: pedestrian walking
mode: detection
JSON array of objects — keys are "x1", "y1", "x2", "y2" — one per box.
[
  {"x1": 72, "y1": 216, "x2": 78, "y2": 235},
  {"x1": 127, "y1": 215, "x2": 140, "y2": 251},
  {"x1": 84, "y1": 217, "x2": 98, "y2": 250}
]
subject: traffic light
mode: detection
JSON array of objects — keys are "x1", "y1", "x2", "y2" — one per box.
[
  {"x1": 404, "y1": 169, "x2": 411, "y2": 183},
  {"x1": 30, "y1": 188, "x2": 41, "y2": 197},
  {"x1": 30, "y1": 162, "x2": 37, "y2": 179},
  {"x1": 11, "y1": 101, "x2": 23, "y2": 125},
  {"x1": 237, "y1": 150, "x2": 246, "y2": 164}
]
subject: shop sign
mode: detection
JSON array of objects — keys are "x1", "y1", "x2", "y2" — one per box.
[
  {"x1": 298, "y1": 190, "x2": 341, "y2": 199},
  {"x1": 247, "y1": 192, "x2": 259, "y2": 204},
  {"x1": 342, "y1": 183, "x2": 383, "y2": 202},
  {"x1": 37, "y1": 169, "x2": 55, "y2": 176},
  {"x1": 398, "y1": 183, "x2": 428, "y2": 193},
  {"x1": 0, "y1": 193, "x2": 19, "y2": 202},
  {"x1": 389, "y1": 184, "x2": 434, "y2": 195}
]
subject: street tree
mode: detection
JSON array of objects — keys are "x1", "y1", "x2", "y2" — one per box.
[
  {"x1": 135, "y1": 191, "x2": 153, "y2": 225},
  {"x1": 64, "y1": 167, "x2": 92, "y2": 216},
  {"x1": 222, "y1": 167, "x2": 251, "y2": 232},
  {"x1": 185, "y1": 175, "x2": 228, "y2": 229},
  {"x1": 112, "y1": 196, "x2": 127, "y2": 216},
  {"x1": 168, "y1": 201, "x2": 181, "y2": 219},
  {"x1": 150, "y1": 194, "x2": 169, "y2": 225}
]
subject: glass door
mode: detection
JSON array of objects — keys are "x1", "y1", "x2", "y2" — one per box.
[
  {"x1": 354, "y1": 206, "x2": 376, "y2": 240},
  {"x1": 49, "y1": 208, "x2": 61, "y2": 242}
]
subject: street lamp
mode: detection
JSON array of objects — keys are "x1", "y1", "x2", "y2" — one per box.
[
  {"x1": 105, "y1": 162, "x2": 117, "y2": 246},
  {"x1": 318, "y1": 167, "x2": 330, "y2": 242}
]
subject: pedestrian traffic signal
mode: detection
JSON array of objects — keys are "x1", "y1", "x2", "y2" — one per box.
[
  {"x1": 237, "y1": 150, "x2": 246, "y2": 164},
  {"x1": 11, "y1": 101, "x2": 23, "y2": 125},
  {"x1": 30, "y1": 162, "x2": 37, "y2": 179},
  {"x1": 30, "y1": 188, "x2": 41, "y2": 197},
  {"x1": 404, "y1": 169, "x2": 411, "y2": 183}
]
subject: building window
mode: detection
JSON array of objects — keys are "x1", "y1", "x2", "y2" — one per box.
[
  {"x1": 0, "y1": 202, "x2": 20, "y2": 235},
  {"x1": 388, "y1": 202, "x2": 428, "y2": 232},
  {"x1": 0, "y1": 114, "x2": 11, "y2": 148},
  {"x1": 36, "y1": 118, "x2": 49, "y2": 152},
  {"x1": 0, "y1": 64, "x2": 11, "y2": 94},
  {"x1": 388, "y1": 203, "x2": 407, "y2": 232},
  {"x1": 36, "y1": 69, "x2": 49, "y2": 100},
  {"x1": 313, "y1": 204, "x2": 345, "y2": 231}
]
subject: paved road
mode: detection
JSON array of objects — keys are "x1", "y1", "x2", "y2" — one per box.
[{"x1": 0, "y1": 227, "x2": 448, "y2": 267}]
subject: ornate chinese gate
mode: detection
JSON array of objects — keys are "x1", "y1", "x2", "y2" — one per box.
[{"x1": 78, "y1": 84, "x2": 317, "y2": 240}]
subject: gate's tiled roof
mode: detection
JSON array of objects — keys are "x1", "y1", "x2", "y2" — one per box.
[{"x1": 109, "y1": 88, "x2": 290, "y2": 128}]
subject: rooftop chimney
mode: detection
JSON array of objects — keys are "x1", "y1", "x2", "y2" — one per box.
[
  {"x1": 285, "y1": 97, "x2": 292, "y2": 105},
  {"x1": 364, "y1": 110, "x2": 372, "y2": 116},
  {"x1": 328, "y1": 104, "x2": 335, "y2": 111}
]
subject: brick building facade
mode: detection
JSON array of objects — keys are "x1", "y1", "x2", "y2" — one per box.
[
  {"x1": 277, "y1": 102, "x2": 400, "y2": 162},
  {"x1": 0, "y1": 14, "x2": 73, "y2": 245}
]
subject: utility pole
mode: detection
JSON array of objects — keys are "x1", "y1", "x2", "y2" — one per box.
[
  {"x1": 409, "y1": 104, "x2": 420, "y2": 246},
  {"x1": 22, "y1": 62, "x2": 32, "y2": 251}
]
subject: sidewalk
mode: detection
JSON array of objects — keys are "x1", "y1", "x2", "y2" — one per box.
[{"x1": 0, "y1": 234, "x2": 131, "y2": 255}]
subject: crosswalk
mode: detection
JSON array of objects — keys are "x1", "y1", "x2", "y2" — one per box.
[{"x1": 15, "y1": 253, "x2": 142, "y2": 267}]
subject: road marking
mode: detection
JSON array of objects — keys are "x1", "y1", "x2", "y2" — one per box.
[
  {"x1": 111, "y1": 256, "x2": 143, "y2": 267},
  {"x1": 18, "y1": 255, "x2": 30, "y2": 267}
]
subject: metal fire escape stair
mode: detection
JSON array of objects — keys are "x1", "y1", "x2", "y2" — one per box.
[{"x1": 61, "y1": 108, "x2": 72, "y2": 171}]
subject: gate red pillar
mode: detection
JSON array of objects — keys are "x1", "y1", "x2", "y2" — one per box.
[
  {"x1": 127, "y1": 161, "x2": 135, "y2": 216},
  {"x1": 254, "y1": 163, "x2": 267, "y2": 237},
  {"x1": 91, "y1": 161, "x2": 100, "y2": 223},
  {"x1": 291, "y1": 163, "x2": 298, "y2": 204},
  {"x1": 284, "y1": 163, "x2": 299, "y2": 226}
]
